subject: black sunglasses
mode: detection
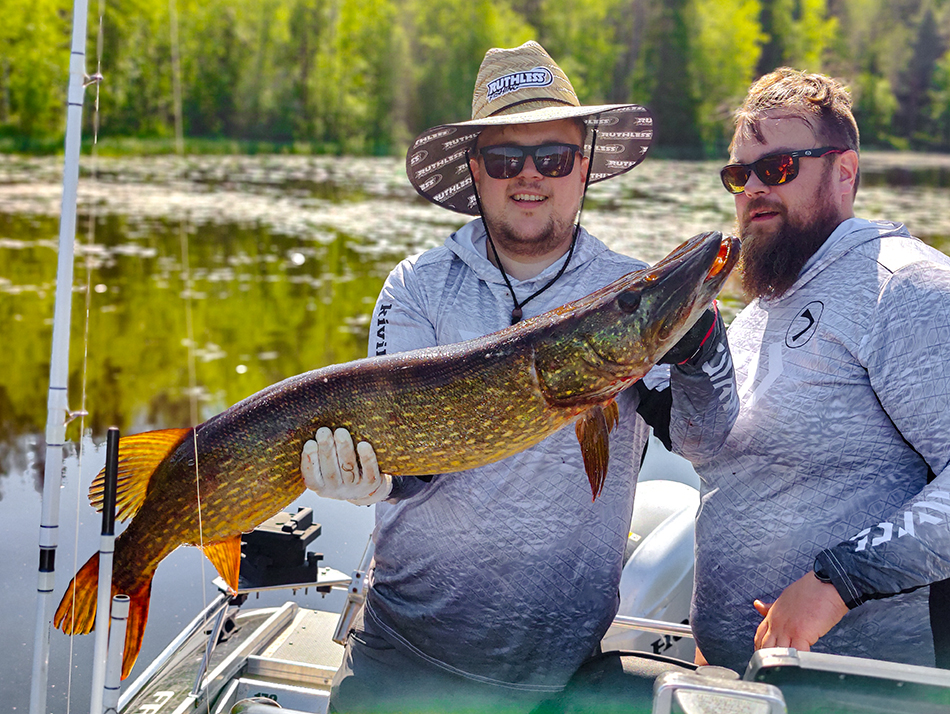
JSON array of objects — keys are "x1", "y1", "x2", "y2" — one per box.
[
  {"x1": 720, "y1": 147, "x2": 846, "y2": 194},
  {"x1": 478, "y1": 143, "x2": 581, "y2": 180}
]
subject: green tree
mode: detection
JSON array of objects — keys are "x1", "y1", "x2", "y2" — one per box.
[
  {"x1": 99, "y1": 0, "x2": 177, "y2": 138},
  {"x1": 405, "y1": 0, "x2": 534, "y2": 134},
  {"x1": 757, "y1": 0, "x2": 837, "y2": 75},
  {"x1": 179, "y1": 0, "x2": 241, "y2": 137},
  {"x1": 0, "y1": 0, "x2": 73, "y2": 139},
  {"x1": 634, "y1": 0, "x2": 703, "y2": 152},
  {"x1": 923, "y1": 48, "x2": 950, "y2": 150},
  {"x1": 536, "y1": 0, "x2": 625, "y2": 103},
  {"x1": 688, "y1": 0, "x2": 766, "y2": 154},
  {"x1": 894, "y1": 3, "x2": 945, "y2": 144},
  {"x1": 828, "y1": 0, "x2": 920, "y2": 148}
]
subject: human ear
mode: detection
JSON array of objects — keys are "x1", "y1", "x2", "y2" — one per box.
[
  {"x1": 837, "y1": 149, "x2": 859, "y2": 195},
  {"x1": 579, "y1": 153, "x2": 590, "y2": 181},
  {"x1": 469, "y1": 155, "x2": 481, "y2": 182}
]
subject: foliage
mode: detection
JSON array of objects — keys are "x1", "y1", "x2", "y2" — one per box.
[
  {"x1": 687, "y1": 0, "x2": 767, "y2": 154},
  {"x1": 4, "y1": 0, "x2": 950, "y2": 155}
]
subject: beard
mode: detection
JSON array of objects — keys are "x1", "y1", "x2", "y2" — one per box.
[
  {"x1": 737, "y1": 187, "x2": 843, "y2": 301},
  {"x1": 481, "y1": 177, "x2": 580, "y2": 260},
  {"x1": 486, "y1": 211, "x2": 577, "y2": 259}
]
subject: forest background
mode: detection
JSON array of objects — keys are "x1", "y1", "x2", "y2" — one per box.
[{"x1": 3, "y1": 0, "x2": 950, "y2": 157}]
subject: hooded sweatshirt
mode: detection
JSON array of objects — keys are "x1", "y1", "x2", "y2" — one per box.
[
  {"x1": 362, "y1": 219, "x2": 737, "y2": 691},
  {"x1": 692, "y1": 218, "x2": 950, "y2": 672}
]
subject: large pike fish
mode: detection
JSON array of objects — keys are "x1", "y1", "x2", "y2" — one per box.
[{"x1": 55, "y1": 230, "x2": 738, "y2": 678}]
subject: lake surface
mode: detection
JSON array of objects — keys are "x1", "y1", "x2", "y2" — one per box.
[{"x1": 3, "y1": 151, "x2": 950, "y2": 712}]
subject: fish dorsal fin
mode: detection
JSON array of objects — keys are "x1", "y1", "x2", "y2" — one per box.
[
  {"x1": 89, "y1": 428, "x2": 192, "y2": 521},
  {"x1": 575, "y1": 399, "x2": 618, "y2": 500},
  {"x1": 202, "y1": 535, "x2": 242, "y2": 593}
]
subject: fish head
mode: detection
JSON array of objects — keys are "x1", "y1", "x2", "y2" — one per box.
[
  {"x1": 619, "y1": 230, "x2": 739, "y2": 364},
  {"x1": 533, "y1": 231, "x2": 740, "y2": 404}
]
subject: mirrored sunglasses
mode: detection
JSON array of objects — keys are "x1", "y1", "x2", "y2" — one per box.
[
  {"x1": 478, "y1": 143, "x2": 581, "y2": 180},
  {"x1": 720, "y1": 147, "x2": 846, "y2": 194}
]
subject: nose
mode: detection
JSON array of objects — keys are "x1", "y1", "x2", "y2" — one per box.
[
  {"x1": 742, "y1": 169, "x2": 770, "y2": 197},
  {"x1": 518, "y1": 154, "x2": 543, "y2": 179}
]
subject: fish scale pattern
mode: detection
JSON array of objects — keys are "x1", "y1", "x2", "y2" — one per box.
[
  {"x1": 692, "y1": 218, "x2": 950, "y2": 673},
  {"x1": 363, "y1": 220, "x2": 735, "y2": 689}
]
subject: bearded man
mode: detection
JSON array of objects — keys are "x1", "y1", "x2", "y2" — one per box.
[{"x1": 690, "y1": 67, "x2": 950, "y2": 674}]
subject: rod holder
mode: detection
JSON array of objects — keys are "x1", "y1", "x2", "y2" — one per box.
[{"x1": 103, "y1": 595, "x2": 130, "y2": 713}]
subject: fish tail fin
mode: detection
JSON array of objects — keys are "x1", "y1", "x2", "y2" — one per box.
[
  {"x1": 53, "y1": 552, "x2": 154, "y2": 680},
  {"x1": 54, "y1": 552, "x2": 100, "y2": 635},
  {"x1": 121, "y1": 576, "x2": 153, "y2": 680}
]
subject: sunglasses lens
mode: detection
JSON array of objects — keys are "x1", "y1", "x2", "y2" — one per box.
[
  {"x1": 756, "y1": 154, "x2": 798, "y2": 185},
  {"x1": 720, "y1": 153, "x2": 800, "y2": 194},
  {"x1": 720, "y1": 165, "x2": 749, "y2": 194},
  {"x1": 534, "y1": 145, "x2": 576, "y2": 177},
  {"x1": 480, "y1": 144, "x2": 577, "y2": 179},
  {"x1": 481, "y1": 147, "x2": 526, "y2": 179}
]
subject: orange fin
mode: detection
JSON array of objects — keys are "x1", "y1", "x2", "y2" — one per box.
[
  {"x1": 120, "y1": 576, "x2": 154, "y2": 679},
  {"x1": 53, "y1": 552, "x2": 156, "y2": 680},
  {"x1": 202, "y1": 535, "x2": 242, "y2": 593},
  {"x1": 575, "y1": 404, "x2": 612, "y2": 500},
  {"x1": 603, "y1": 398, "x2": 619, "y2": 433},
  {"x1": 89, "y1": 428, "x2": 192, "y2": 521},
  {"x1": 54, "y1": 552, "x2": 100, "y2": 635}
]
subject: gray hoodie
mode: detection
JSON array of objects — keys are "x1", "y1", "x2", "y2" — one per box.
[
  {"x1": 692, "y1": 218, "x2": 950, "y2": 672},
  {"x1": 362, "y1": 219, "x2": 737, "y2": 690}
]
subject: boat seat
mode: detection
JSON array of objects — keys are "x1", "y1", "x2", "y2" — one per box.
[{"x1": 542, "y1": 650, "x2": 697, "y2": 714}]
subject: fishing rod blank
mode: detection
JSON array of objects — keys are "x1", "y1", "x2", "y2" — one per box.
[{"x1": 29, "y1": 0, "x2": 93, "y2": 710}]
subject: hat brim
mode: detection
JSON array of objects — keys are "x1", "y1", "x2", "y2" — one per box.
[{"x1": 406, "y1": 103, "x2": 654, "y2": 215}]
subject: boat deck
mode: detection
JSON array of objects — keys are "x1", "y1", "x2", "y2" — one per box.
[{"x1": 120, "y1": 605, "x2": 345, "y2": 714}]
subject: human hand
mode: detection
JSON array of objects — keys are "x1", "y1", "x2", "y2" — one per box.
[
  {"x1": 658, "y1": 305, "x2": 718, "y2": 365},
  {"x1": 301, "y1": 427, "x2": 392, "y2": 506},
  {"x1": 753, "y1": 571, "x2": 849, "y2": 651},
  {"x1": 694, "y1": 646, "x2": 709, "y2": 666}
]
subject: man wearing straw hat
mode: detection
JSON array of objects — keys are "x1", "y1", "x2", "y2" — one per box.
[{"x1": 301, "y1": 42, "x2": 738, "y2": 712}]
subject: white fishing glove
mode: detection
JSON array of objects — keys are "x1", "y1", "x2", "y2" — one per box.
[{"x1": 301, "y1": 427, "x2": 392, "y2": 506}]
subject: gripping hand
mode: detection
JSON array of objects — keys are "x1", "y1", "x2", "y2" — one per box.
[
  {"x1": 658, "y1": 304, "x2": 720, "y2": 366},
  {"x1": 301, "y1": 427, "x2": 392, "y2": 506}
]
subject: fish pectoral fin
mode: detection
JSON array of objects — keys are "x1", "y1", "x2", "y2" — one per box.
[
  {"x1": 202, "y1": 536, "x2": 242, "y2": 594},
  {"x1": 89, "y1": 428, "x2": 192, "y2": 521},
  {"x1": 575, "y1": 405, "x2": 612, "y2": 501}
]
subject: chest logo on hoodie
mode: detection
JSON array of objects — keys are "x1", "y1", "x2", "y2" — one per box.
[{"x1": 785, "y1": 301, "x2": 823, "y2": 348}]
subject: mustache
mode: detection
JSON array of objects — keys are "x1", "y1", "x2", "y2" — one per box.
[{"x1": 742, "y1": 197, "x2": 786, "y2": 224}]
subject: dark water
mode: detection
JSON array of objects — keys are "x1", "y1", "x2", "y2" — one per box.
[{"x1": 3, "y1": 151, "x2": 950, "y2": 712}]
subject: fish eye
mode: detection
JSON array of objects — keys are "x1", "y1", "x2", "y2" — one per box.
[{"x1": 617, "y1": 292, "x2": 640, "y2": 313}]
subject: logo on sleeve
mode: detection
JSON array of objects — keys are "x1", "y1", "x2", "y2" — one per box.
[
  {"x1": 785, "y1": 301, "x2": 823, "y2": 348},
  {"x1": 375, "y1": 303, "x2": 392, "y2": 356}
]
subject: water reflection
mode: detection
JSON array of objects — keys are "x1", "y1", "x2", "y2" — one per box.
[
  {"x1": 5, "y1": 153, "x2": 950, "y2": 457},
  {"x1": 5, "y1": 153, "x2": 950, "y2": 461}
]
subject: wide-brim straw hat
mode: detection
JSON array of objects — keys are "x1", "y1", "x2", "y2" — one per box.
[{"x1": 406, "y1": 41, "x2": 655, "y2": 215}]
